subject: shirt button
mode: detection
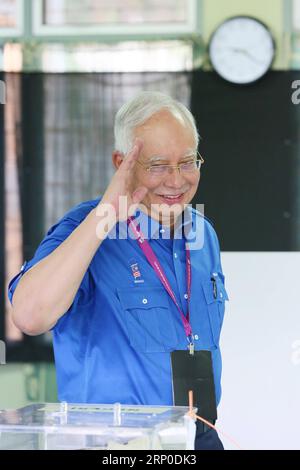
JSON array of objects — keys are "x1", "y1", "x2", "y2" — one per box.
[
  {"x1": 142, "y1": 298, "x2": 148, "y2": 304},
  {"x1": 212, "y1": 272, "x2": 218, "y2": 277},
  {"x1": 184, "y1": 293, "x2": 188, "y2": 299},
  {"x1": 174, "y1": 253, "x2": 178, "y2": 259},
  {"x1": 220, "y1": 293, "x2": 223, "y2": 299},
  {"x1": 194, "y1": 335, "x2": 199, "y2": 340},
  {"x1": 160, "y1": 228, "x2": 165, "y2": 233}
]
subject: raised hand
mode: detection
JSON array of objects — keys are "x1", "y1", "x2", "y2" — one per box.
[{"x1": 100, "y1": 139, "x2": 148, "y2": 222}]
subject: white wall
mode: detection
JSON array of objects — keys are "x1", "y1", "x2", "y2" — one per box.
[{"x1": 218, "y1": 252, "x2": 300, "y2": 450}]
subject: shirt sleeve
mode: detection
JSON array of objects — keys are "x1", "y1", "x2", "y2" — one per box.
[{"x1": 8, "y1": 206, "x2": 96, "y2": 315}]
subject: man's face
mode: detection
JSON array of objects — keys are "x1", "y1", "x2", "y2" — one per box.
[{"x1": 132, "y1": 110, "x2": 200, "y2": 225}]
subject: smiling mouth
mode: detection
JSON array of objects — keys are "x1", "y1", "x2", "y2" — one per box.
[{"x1": 157, "y1": 193, "x2": 185, "y2": 203}]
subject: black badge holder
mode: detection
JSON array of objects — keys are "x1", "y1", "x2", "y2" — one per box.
[{"x1": 171, "y1": 350, "x2": 217, "y2": 423}]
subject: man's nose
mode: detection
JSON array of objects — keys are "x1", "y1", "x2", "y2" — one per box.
[{"x1": 164, "y1": 167, "x2": 185, "y2": 188}]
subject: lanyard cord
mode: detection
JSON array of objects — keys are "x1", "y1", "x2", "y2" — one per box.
[{"x1": 127, "y1": 217, "x2": 193, "y2": 341}]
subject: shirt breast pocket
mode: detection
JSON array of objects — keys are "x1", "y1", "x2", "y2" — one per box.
[
  {"x1": 202, "y1": 275, "x2": 229, "y2": 348},
  {"x1": 117, "y1": 287, "x2": 179, "y2": 353}
]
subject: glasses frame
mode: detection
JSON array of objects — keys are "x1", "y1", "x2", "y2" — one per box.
[{"x1": 136, "y1": 153, "x2": 205, "y2": 175}]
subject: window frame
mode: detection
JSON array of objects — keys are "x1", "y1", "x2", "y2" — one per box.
[
  {"x1": 0, "y1": 0, "x2": 24, "y2": 38},
  {"x1": 32, "y1": 0, "x2": 200, "y2": 38}
]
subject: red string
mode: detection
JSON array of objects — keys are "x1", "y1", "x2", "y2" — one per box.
[{"x1": 187, "y1": 390, "x2": 243, "y2": 450}]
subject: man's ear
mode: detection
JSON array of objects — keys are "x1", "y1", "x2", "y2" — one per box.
[{"x1": 112, "y1": 150, "x2": 124, "y2": 170}]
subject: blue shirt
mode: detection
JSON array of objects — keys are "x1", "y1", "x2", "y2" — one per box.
[{"x1": 8, "y1": 198, "x2": 228, "y2": 406}]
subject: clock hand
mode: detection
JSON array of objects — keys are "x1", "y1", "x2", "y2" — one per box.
[{"x1": 230, "y1": 47, "x2": 265, "y2": 65}]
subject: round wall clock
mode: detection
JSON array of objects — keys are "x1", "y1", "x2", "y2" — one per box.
[{"x1": 208, "y1": 16, "x2": 276, "y2": 84}]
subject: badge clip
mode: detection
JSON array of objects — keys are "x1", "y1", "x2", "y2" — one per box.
[{"x1": 187, "y1": 336, "x2": 195, "y2": 355}]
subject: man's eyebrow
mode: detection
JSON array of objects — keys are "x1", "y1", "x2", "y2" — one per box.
[{"x1": 148, "y1": 156, "x2": 166, "y2": 163}]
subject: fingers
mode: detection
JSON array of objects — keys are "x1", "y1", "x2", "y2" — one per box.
[
  {"x1": 119, "y1": 138, "x2": 143, "y2": 171},
  {"x1": 132, "y1": 186, "x2": 148, "y2": 205},
  {"x1": 128, "y1": 187, "x2": 148, "y2": 217}
]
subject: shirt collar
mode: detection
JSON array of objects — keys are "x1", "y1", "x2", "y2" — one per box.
[{"x1": 131, "y1": 205, "x2": 195, "y2": 240}]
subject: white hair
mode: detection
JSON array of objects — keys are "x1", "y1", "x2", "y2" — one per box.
[{"x1": 114, "y1": 91, "x2": 199, "y2": 154}]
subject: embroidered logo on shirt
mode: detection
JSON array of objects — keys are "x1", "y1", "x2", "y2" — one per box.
[{"x1": 129, "y1": 260, "x2": 144, "y2": 283}]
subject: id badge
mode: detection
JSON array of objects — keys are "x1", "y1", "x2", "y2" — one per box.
[{"x1": 171, "y1": 350, "x2": 217, "y2": 422}]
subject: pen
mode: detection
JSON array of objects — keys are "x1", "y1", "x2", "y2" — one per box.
[{"x1": 211, "y1": 277, "x2": 217, "y2": 299}]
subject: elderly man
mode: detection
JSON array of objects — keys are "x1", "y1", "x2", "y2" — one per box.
[{"x1": 8, "y1": 91, "x2": 228, "y2": 450}]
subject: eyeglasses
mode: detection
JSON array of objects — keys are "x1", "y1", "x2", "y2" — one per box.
[{"x1": 136, "y1": 153, "x2": 204, "y2": 176}]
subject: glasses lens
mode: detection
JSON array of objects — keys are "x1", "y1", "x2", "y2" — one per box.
[
  {"x1": 148, "y1": 159, "x2": 202, "y2": 175},
  {"x1": 149, "y1": 165, "x2": 169, "y2": 175},
  {"x1": 180, "y1": 161, "x2": 198, "y2": 172}
]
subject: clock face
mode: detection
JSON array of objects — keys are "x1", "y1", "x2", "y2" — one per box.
[{"x1": 208, "y1": 16, "x2": 275, "y2": 84}]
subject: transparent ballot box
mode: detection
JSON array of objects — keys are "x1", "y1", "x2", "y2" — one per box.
[{"x1": 0, "y1": 403, "x2": 196, "y2": 450}]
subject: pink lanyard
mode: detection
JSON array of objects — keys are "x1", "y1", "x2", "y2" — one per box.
[{"x1": 127, "y1": 217, "x2": 194, "y2": 352}]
